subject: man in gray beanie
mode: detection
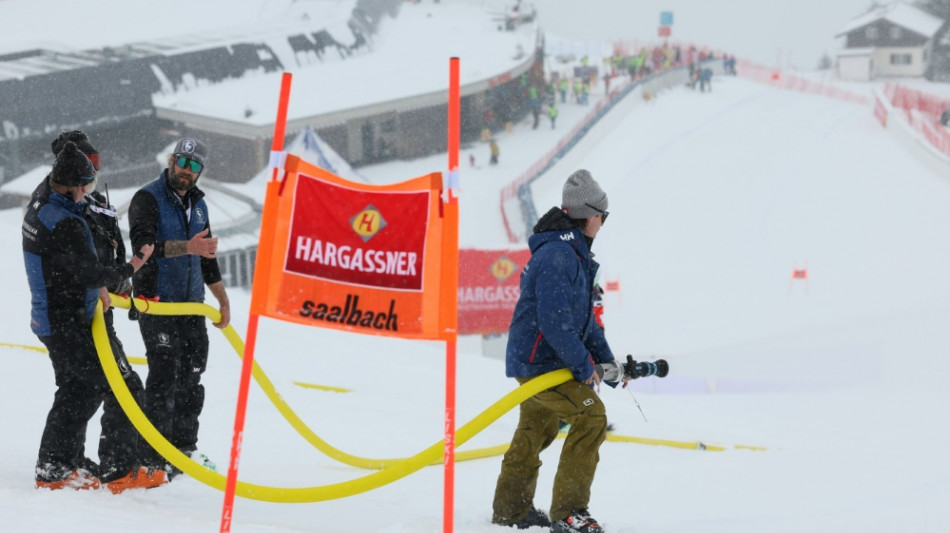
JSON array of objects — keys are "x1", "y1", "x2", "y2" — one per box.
[
  {"x1": 492, "y1": 169, "x2": 623, "y2": 533},
  {"x1": 560, "y1": 169, "x2": 609, "y2": 222}
]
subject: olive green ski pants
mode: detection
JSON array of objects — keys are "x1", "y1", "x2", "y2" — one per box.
[{"x1": 492, "y1": 377, "x2": 608, "y2": 524}]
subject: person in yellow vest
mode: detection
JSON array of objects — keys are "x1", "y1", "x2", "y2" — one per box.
[{"x1": 548, "y1": 102, "x2": 558, "y2": 129}]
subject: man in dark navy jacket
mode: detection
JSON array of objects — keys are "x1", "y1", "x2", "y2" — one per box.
[
  {"x1": 493, "y1": 169, "x2": 622, "y2": 533},
  {"x1": 128, "y1": 137, "x2": 230, "y2": 476},
  {"x1": 32, "y1": 131, "x2": 158, "y2": 492},
  {"x1": 23, "y1": 141, "x2": 158, "y2": 492}
]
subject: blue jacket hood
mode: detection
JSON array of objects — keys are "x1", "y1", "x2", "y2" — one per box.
[{"x1": 505, "y1": 207, "x2": 614, "y2": 382}]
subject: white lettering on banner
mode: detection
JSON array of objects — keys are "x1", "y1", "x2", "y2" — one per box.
[
  {"x1": 294, "y1": 236, "x2": 418, "y2": 276},
  {"x1": 458, "y1": 286, "x2": 521, "y2": 305}
]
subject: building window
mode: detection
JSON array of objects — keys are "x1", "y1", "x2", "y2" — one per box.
[
  {"x1": 890, "y1": 53, "x2": 912, "y2": 65},
  {"x1": 889, "y1": 26, "x2": 902, "y2": 40},
  {"x1": 866, "y1": 26, "x2": 879, "y2": 40}
]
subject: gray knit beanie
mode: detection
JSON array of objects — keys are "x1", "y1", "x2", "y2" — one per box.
[{"x1": 561, "y1": 169, "x2": 608, "y2": 219}]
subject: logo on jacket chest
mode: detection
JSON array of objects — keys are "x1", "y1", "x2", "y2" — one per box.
[{"x1": 193, "y1": 207, "x2": 206, "y2": 225}]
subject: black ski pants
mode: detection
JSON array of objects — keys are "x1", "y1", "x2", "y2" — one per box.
[
  {"x1": 139, "y1": 314, "x2": 208, "y2": 466},
  {"x1": 36, "y1": 309, "x2": 144, "y2": 482}
]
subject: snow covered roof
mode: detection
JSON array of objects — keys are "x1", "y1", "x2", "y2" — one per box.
[
  {"x1": 151, "y1": 1, "x2": 539, "y2": 137},
  {"x1": 0, "y1": 164, "x2": 49, "y2": 197},
  {"x1": 837, "y1": 2, "x2": 945, "y2": 38}
]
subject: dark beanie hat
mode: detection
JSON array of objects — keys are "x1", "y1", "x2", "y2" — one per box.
[
  {"x1": 51, "y1": 130, "x2": 99, "y2": 171},
  {"x1": 51, "y1": 142, "x2": 96, "y2": 187},
  {"x1": 561, "y1": 169, "x2": 608, "y2": 219},
  {"x1": 172, "y1": 137, "x2": 208, "y2": 165},
  {"x1": 51, "y1": 130, "x2": 97, "y2": 157}
]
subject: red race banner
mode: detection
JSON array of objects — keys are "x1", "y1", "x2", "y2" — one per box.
[
  {"x1": 251, "y1": 155, "x2": 454, "y2": 340},
  {"x1": 457, "y1": 248, "x2": 530, "y2": 335},
  {"x1": 285, "y1": 175, "x2": 430, "y2": 290}
]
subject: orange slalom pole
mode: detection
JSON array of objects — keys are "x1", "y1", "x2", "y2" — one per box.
[
  {"x1": 219, "y1": 72, "x2": 293, "y2": 533},
  {"x1": 443, "y1": 57, "x2": 460, "y2": 533}
]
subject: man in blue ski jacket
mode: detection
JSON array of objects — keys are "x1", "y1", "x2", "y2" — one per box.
[
  {"x1": 493, "y1": 169, "x2": 620, "y2": 533},
  {"x1": 23, "y1": 141, "x2": 160, "y2": 492}
]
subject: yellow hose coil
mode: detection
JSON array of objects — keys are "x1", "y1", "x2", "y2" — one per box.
[{"x1": 93, "y1": 298, "x2": 573, "y2": 502}]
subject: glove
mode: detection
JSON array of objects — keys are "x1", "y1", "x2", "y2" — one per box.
[{"x1": 113, "y1": 277, "x2": 133, "y2": 297}]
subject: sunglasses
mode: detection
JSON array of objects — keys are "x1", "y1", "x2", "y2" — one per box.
[
  {"x1": 87, "y1": 153, "x2": 101, "y2": 171},
  {"x1": 585, "y1": 203, "x2": 609, "y2": 223},
  {"x1": 175, "y1": 156, "x2": 203, "y2": 174}
]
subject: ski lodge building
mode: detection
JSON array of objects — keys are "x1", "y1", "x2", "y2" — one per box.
[{"x1": 835, "y1": 2, "x2": 946, "y2": 81}]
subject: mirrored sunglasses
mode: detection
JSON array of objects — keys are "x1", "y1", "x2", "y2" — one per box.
[{"x1": 175, "y1": 156, "x2": 203, "y2": 173}]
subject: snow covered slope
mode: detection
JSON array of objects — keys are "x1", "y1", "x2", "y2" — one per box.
[{"x1": 2, "y1": 73, "x2": 950, "y2": 532}]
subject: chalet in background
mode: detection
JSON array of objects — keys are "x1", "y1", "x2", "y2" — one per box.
[{"x1": 836, "y1": 2, "x2": 946, "y2": 81}]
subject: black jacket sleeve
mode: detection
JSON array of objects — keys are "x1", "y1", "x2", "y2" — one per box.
[
  {"x1": 128, "y1": 189, "x2": 165, "y2": 257},
  {"x1": 51, "y1": 217, "x2": 134, "y2": 289},
  {"x1": 201, "y1": 256, "x2": 223, "y2": 286}
]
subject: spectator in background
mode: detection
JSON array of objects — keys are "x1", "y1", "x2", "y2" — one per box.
[
  {"x1": 489, "y1": 138, "x2": 500, "y2": 165},
  {"x1": 700, "y1": 67, "x2": 713, "y2": 92},
  {"x1": 548, "y1": 102, "x2": 558, "y2": 129},
  {"x1": 724, "y1": 54, "x2": 737, "y2": 75},
  {"x1": 529, "y1": 84, "x2": 541, "y2": 129}
]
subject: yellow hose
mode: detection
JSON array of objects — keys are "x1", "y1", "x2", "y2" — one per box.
[
  {"x1": 93, "y1": 298, "x2": 574, "y2": 502},
  {"x1": 108, "y1": 296, "x2": 523, "y2": 468}
]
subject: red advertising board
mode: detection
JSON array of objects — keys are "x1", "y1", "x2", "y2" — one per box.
[
  {"x1": 285, "y1": 174, "x2": 430, "y2": 290},
  {"x1": 457, "y1": 248, "x2": 530, "y2": 335},
  {"x1": 658, "y1": 26, "x2": 671, "y2": 37}
]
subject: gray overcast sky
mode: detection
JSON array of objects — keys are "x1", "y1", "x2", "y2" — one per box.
[{"x1": 532, "y1": 0, "x2": 880, "y2": 69}]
